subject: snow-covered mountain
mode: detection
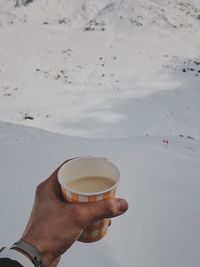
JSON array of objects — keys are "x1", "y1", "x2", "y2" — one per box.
[
  {"x1": 0, "y1": 0, "x2": 200, "y2": 138},
  {"x1": 1, "y1": 0, "x2": 200, "y2": 31}
]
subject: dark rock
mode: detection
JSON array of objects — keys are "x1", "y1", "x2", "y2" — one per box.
[
  {"x1": 84, "y1": 26, "x2": 95, "y2": 31},
  {"x1": 194, "y1": 61, "x2": 200, "y2": 65},
  {"x1": 58, "y1": 18, "x2": 66, "y2": 24},
  {"x1": 24, "y1": 114, "x2": 34, "y2": 120},
  {"x1": 4, "y1": 93, "x2": 12, "y2": 96}
]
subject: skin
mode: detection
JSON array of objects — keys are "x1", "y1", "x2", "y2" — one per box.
[{"x1": 19, "y1": 161, "x2": 129, "y2": 267}]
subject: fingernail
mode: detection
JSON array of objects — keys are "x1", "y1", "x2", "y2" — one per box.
[{"x1": 115, "y1": 199, "x2": 128, "y2": 213}]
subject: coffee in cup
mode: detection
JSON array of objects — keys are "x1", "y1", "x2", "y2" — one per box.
[{"x1": 57, "y1": 156, "x2": 120, "y2": 242}]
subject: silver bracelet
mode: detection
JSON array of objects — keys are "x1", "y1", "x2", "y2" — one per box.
[{"x1": 11, "y1": 240, "x2": 45, "y2": 267}]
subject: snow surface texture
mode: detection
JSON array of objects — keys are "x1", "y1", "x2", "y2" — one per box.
[
  {"x1": 0, "y1": 1, "x2": 200, "y2": 267},
  {"x1": 0, "y1": 122, "x2": 200, "y2": 267},
  {"x1": 0, "y1": 0, "x2": 200, "y2": 137}
]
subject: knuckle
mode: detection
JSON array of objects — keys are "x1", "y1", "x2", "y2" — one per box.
[
  {"x1": 68, "y1": 204, "x2": 91, "y2": 227},
  {"x1": 104, "y1": 199, "x2": 117, "y2": 217}
]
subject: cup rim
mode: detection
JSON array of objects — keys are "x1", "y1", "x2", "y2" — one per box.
[{"x1": 57, "y1": 156, "x2": 120, "y2": 196}]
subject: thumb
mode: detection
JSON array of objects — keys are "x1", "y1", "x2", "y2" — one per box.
[{"x1": 74, "y1": 198, "x2": 128, "y2": 227}]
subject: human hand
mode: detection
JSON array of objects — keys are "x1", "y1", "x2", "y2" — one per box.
[{"x1": 21, "y1": 161, "x2": 129, "y2": 266}]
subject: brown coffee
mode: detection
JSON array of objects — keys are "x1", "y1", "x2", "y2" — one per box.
[{"x1": 66, "y1": 176, "x2": 115, "y2": 193}]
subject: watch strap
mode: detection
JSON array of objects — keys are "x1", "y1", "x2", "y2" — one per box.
[{"x1": 11, "y1": 240, "x2": 45, "y2": 267}]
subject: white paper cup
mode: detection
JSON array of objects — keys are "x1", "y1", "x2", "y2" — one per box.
[{"x1": 57, "y1": 156, "x2": 120, "y2": 242}]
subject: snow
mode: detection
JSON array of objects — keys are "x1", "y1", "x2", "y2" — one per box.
[
  {"x1": 0, "y1": 122, "x2": 200, "y2": 267},
  {"x1": 1, "y1": 0, "x2": 200, "y2": 138},
  {"x1": 0, "y1": 1, "x2": 200, "y2": 266}
]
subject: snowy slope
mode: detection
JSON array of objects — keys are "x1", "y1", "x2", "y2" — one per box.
[
  {"x1": 0, "y1": 0, "x2": 200, "y2": 138},
  {"x1": 0, "y1": 1, "x2": 200, "y2": 266},
  {"x1": 0, "y1": 121, "x2": 200, "y2": 267}
]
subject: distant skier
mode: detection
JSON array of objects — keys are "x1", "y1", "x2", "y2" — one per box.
[{"x1": 162, "y1": 139, "x2": 169, "y2": 147}]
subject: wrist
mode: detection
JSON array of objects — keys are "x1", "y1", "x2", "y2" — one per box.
[
  {"x1": 21, "y1": 236, "x2": 58, "y2": 267},
  {"x1": 11, "y1": 239, "x2": 46, "y2": 267},
  {"x1": 11, "y1": 247, "x2": 33, "y2": 262}
]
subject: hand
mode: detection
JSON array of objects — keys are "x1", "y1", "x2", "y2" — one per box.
[{"x1": 21, "y1": 161, "x2": 128, "y2": 266}]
